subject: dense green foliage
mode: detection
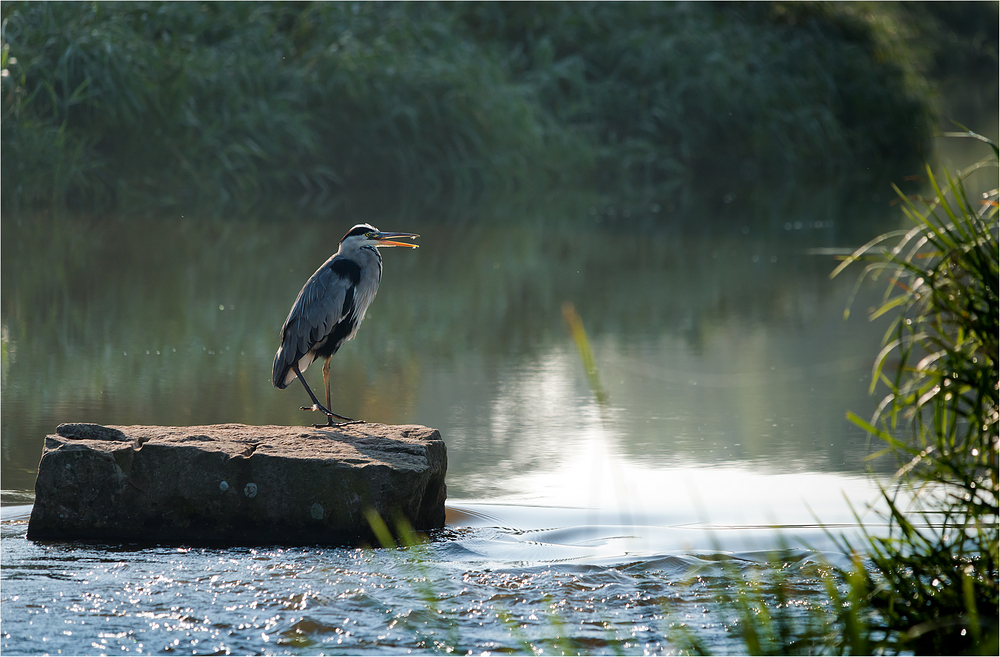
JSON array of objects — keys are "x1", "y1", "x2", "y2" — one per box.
[
  {"x1": 2, "y1": 1, "x2": 937, "y2": 213},
  {"x1": 461, "y1": 2, "x2": 932, "y2": 185},
  {"x1": 902, "y1": 2, "x2": 999, "y2": 78}
]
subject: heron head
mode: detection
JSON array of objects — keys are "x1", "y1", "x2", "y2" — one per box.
[{"x1": 340, "y1": 223, "x2": 419, "y2": 249}]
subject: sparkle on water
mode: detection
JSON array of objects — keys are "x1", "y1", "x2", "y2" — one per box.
[{"x1": 2, "y1": 458, "x2": 885, "y2": 656}]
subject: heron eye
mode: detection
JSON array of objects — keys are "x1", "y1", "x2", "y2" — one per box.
[{"x1": 366, "y1": 232, "x2": 375, "y2": 239}]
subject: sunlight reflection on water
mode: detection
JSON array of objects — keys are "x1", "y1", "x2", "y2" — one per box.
[{"x1": 1, "y1": 502, "x2": 857, "y2": 656}]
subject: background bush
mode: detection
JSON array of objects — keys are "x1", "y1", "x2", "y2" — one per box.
[{"x1": 0, "y1": 1, "x2": 952, "y2": 213}]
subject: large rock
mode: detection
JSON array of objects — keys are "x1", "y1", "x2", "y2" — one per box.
[{"x1": 27, "y1": 423, "x2": 447, "y2": 545}]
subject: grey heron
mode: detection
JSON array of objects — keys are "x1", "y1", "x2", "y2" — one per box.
[{"x1": 272, "y1": 223, "x2": 419, "y2": 426}]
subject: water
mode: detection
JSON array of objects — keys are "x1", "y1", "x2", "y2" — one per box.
[
  {"x1": 0, "y1": 189, "x2": 896, "y2": 494},
  {"x1": 0, "y1": 506, "x2": 854, "y2": 655},
  {"x1": 2, "y1": 132, "x2": 996, "y2": 654},
  {"x1": 3, "y1": 475, "x2": 885, "y2": 655}
]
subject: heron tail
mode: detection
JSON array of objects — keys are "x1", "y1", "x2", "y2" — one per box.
[
  {"x1": 272, "y1": 346, "x2": 292, "y2": 389},
  {"x1": 273, "y1": 345, "x2": 314, "y2": 388}
]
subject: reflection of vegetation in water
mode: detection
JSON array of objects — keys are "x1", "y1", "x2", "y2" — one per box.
[
  {"x1": 0, "y1": 180, "x2": 900, "y2": 490},
  {"x1": 1, "y1": 2, "x2": 938, "y2": 212},
  {"x1": 1, "y1": 168, "x2": 914, "y2": 494},
  {"x1": 561, "y1": 302, "x2": 608, "y2": 407}
]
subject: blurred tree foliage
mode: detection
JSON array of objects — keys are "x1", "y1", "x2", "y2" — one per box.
[
  {"x1": 0, "y1": 1, "x2": 965, "y2": 213},
  {"x1": 900, "y1": 1, "x2": 998, "y2": 77}
]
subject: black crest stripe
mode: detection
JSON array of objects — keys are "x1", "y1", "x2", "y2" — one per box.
[{"x1": 340, "y1": 224, "x2": 375, "y2": 242}]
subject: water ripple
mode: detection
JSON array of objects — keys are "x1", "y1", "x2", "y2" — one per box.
[{"x1": 2, "y1": 500, "x2": 881, "y2": 656}]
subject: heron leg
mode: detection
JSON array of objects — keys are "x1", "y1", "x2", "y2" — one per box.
[
  {"x1": 292, "y1": 363, "x2": 359, "y2": 426},
  {"x1": 323, "y1": 357, "x2": 332, "y2": 414}
]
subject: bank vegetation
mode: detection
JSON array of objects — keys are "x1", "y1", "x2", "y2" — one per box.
[{"x1": 3, "y1": 1, "x2": 972, "y2": 214}]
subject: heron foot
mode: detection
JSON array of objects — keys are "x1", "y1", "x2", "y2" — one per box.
[
  {"x1": 300, "y1": 404, "x2": 360, "y2": 425},
  {"x1": 312, "y1": 419, "x2": 366, "y2": 428}
]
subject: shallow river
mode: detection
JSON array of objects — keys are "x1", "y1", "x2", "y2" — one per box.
[{"x1": 1, "y1": 134, "x2": 995, "y2": 654}]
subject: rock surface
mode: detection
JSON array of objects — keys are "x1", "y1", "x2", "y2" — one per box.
[{"x1": 27, "y1": 423, "x2": 447, "y2": 545}]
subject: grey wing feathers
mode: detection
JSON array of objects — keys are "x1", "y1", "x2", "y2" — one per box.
[{"x1": 272, "y1": 259, "x2": 352, "y2": 388}]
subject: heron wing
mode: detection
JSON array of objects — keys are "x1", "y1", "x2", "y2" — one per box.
[{"x1": 272, "y1": 256, "x2": 361, "y2": 388}]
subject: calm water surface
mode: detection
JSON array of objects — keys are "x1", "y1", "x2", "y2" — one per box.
[
  {"x1": 2, "y1": 137, "x2": 994, "y2": 654},
  {"x1": 2, "y1": 188, "x2": 896, "y2": 492}
]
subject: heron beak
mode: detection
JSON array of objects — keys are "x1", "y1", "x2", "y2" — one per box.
[{"x1": 375, "y1": 232, "x2": 420, "y2": 248}]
